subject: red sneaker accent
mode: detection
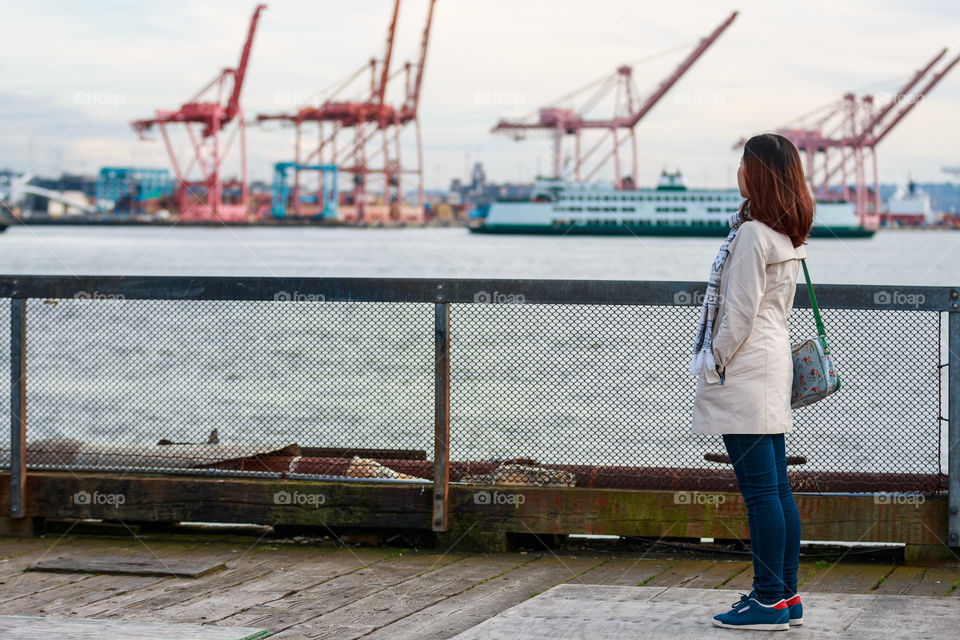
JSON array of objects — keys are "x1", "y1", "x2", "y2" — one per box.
[
  {"x1": 773, "y1": 600, "x2": 788, "y2": 609},
  {"x1": 785, "y1": 595, "x2": 802, "y2": 606}
]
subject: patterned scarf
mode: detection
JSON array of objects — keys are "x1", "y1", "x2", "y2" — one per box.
[{"x1": 689, "y1": 200, "x2": 751, "y2": 379}]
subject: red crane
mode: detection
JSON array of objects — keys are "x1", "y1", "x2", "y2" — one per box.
[
  {"x1": 765, "y1": 48, "x2": 959, "y2": 227},
  {"x1": 258, "y1": 0, "x2": 437, "y2": 223},
  {"x1": 492, "y1": 11, "x2": 738, "y2": 189},
  {"x1": 131, "y1": 4, "x2": 267, "y2": 222}
]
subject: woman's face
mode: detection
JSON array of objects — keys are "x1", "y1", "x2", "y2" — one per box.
[{"x1": 737, "y1": 155, "x2": 749, "y2": 198}]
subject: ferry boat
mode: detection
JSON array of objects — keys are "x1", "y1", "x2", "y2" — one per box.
[{"x1": 469, "y1": 171, "x2": 875, "y2": 238}]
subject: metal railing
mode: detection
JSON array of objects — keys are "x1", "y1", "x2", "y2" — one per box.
[{"x1": 1, "y1": 275, "x2": 958, "y2": 544}]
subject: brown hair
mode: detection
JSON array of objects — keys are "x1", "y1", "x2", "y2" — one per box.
[{"x1": 741, "y1": 133, "x2": 814, "y2": 247}]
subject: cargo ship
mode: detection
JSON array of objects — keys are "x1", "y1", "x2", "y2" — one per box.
[{"x1": 469, "y1": 171, "x2": 876, "y2": 238}]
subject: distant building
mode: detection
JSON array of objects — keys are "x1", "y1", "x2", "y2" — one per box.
[{"x1": 449, "y1": 162, "x2": 533, "y2": 217}]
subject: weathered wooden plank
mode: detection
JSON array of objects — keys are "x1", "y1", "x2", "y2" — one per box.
[
  {"x1": 721, "y1": 559, "x2": 821, "y2": 593},
  {"x1": 870, "y1": 565, "x2": 926, "y2": 595},
  {"x1": 0, "y1": 615, "x2": 267, "y2": 639},
  {"x1": 3, "y1": 474, "x2": 948, "y2": 547},
  {"x1": 35, "y1": 545, "x2": 371, "y2": 619},
  {"x1": 0, "y1": 571, "x2": 90, "y2": 611},
  {"x1": 147, "y1": 547, "x2": 402, "y2": 624},
  {"x1": 871, "y1": 567, "x2": 960, "y2": 597},
  {"x1": 0, "y1": 536, "x2": 143, "y2": 581},
  {"x1": 214, "y1": 551, "x2": 470, "y2": 634},
  {"x1": 28, "y1": 554, "x2": 225, "y2": 577},
  {"x1": 357, "y1": 555, "x2": 606, "y2": 640},
  {"x1": 0, "y1": 574, "x2": 164, "y2": 616},
  {"x1": 272, "y1": 553, "x2": 534, "y2": 639},
  {"x1": 574, "y1": 556, "x2": 676, "y2": 586},
  {"x1": 801, "y1": 562, "x2": 897, "y2": 593},
  {"x1": 0, "y1": 539, "x2": 207, "y2": 615},
  {"x1": 8, "y1": 473, "x2": 433, "y2": 530},
  {"x1": 642, "y1": 559, "x2": 719, "y2": 588},
  {"x1": 0, "y1": 538, "x2": 60, "y2": 578},
  {"x1": 0, "y1": 537, "x2": 49, "y2": 559},
  {"x1": 446, "y1": 486, "x2": 948, "y2": 546},
  {"x1": 678, "y1": 560, "x2": 750, "y2": 589},
  {"x1": 59, "y1": 558, "x2": 279, "y2": 619}
]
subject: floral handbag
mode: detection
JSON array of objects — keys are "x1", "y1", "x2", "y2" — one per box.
[{"x1": 791, "y1": 259, "x2": 841, "y2": 408}]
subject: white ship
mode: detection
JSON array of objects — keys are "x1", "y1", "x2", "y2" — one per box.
[
  {"x1": 470, "y1": 171, "x2": 875, "y2": 238},
  {"x1": 882, "y1": 180, "x2": 938, "y2": 227}
]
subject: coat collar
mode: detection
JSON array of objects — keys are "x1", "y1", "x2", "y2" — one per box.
[{"x1": 746, "y1": 219, "x2": 807, "y2": 263}]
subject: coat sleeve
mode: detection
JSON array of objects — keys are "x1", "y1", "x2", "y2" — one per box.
[{"x1": 712, "y1": 222, "x2": 767, "y2": 374}]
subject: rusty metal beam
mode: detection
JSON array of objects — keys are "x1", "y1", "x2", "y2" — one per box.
[
  {"x1": 432, "y1": 299, "x2": 451, "y2": 532},
  {"x1": 9, "y1": 298, "x2": 26, "y2": 519},
  {"x1": 0, "y1": 276, "x2": 957, "y2": 312}
]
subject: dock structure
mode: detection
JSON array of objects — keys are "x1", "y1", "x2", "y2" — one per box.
[
  {"x1": 0, "y1": 531, "x2": 958, "y2": 638},
  {"x1": 1, "y1": 273, "x2": 959, "y2": 634}
]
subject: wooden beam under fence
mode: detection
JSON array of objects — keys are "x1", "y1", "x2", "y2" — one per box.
[{"x1": 0, "y1": 473, "x2": 947, "y2": 551}]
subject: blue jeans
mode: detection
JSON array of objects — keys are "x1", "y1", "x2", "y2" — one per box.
[{"x1": 722, "y1": 433, "x2": 801, "y2": 604}]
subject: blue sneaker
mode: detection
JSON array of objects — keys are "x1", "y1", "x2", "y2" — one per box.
[
  {"x1": 785, "y1": 593, "x2": 803, "y2": 626},
  {"x1": 713, "y1": 596, "x2": 789, "y2": 631}
]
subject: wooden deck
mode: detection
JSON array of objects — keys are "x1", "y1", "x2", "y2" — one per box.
[{"x1": 0, "y1": 530, "x2": 958, "y2": 639}]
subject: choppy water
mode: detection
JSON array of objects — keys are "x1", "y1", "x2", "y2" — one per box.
[
  {"x1": 0, "y1": 225, "x2": 954, "y2": 481},
  {"x1": 0, "y1": 225, "x2": 957, "y2": 284}
]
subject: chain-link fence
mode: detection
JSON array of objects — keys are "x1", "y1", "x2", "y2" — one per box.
[
  {"x1": 0, "y1": 277, "x2": 954, "y2": 495},
  {"x1": 450, "y1": 303, "x2": 942, "y2": 492}
]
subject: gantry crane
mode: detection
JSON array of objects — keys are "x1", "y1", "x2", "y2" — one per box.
[
  {"x1": 491, "y1": 11, "x2": 738, "y2": 189},
  {"x1": 757, "y1": 48, "x2": 959, "y2": 227},
  {"x1": 258, "y1": 0, "x2": 437, "y2": 223},
  {"x1": 131, "y1": 5, "x2": 267, "y2": 222}
]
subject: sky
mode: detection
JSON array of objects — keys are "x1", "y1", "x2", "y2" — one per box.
[{"x1": 2, "y1": 0, "x2": 959, "y2": 191}]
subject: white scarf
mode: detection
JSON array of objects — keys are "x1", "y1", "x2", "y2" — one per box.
[{"x1": 689, "y1": 201, "x2": 750, "y2": 379}]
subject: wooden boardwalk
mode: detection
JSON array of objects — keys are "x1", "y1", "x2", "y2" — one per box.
[{"x1": 0, "y1": 532, "x2": 958, "y2": 639}]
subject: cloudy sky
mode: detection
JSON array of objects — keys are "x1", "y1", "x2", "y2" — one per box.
[{"x1": 2, "y1": 0, "x2": 958, "y2": 190}]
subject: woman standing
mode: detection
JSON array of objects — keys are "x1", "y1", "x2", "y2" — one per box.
[{"x1": 690, "y1": 133, "x2": 814, "y2": 631}]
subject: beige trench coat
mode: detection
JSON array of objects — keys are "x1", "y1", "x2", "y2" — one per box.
[{"x1": 691, "y1": 219, "x2": 806, "y2": 434}]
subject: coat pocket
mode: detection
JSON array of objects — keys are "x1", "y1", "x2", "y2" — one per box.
[
  {"x1": 703, "y1": 365, "x2": 722, "y2": 385},
  {"x1": 718, "y1": 340, "x2": 766, "y2": 381}
]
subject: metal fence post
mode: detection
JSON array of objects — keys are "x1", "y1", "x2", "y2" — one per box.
[
  {"x1": 948, "y1": 309, "x2": 960, "y2": 547},
  {"x1": 432, "y1": 296, "x2": 451, "y2": 532},
  {"x1": 10, "y1": 299, "x2": 26, "y2": 519}
]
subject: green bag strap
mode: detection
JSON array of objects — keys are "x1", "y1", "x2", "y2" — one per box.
[{"x1": 801, "y1": 258, "x2": 831, "y2": 355}]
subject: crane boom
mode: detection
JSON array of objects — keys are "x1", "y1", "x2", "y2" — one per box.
[
  {"x1": 870, "y1": 51, "x2": 960, "y2": 145},
  {"x1": 846, "y1": 48, "x2": 947, "y2": 148},
  {"x1": 377, "y1": 0, "x2": 402, "y2": 105},
  {"x1": 227, "y1": 4, "x2": 268, "y2": 122},
  {"x1": 621, "y1": 10, "x2": 738, "y2": 127},
  {"x1": 819, "y1": 49, "x2": 959, "y2": 186},
  {"x1": 406, "y1": 0, "x2": 437, "y2": 115}
]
